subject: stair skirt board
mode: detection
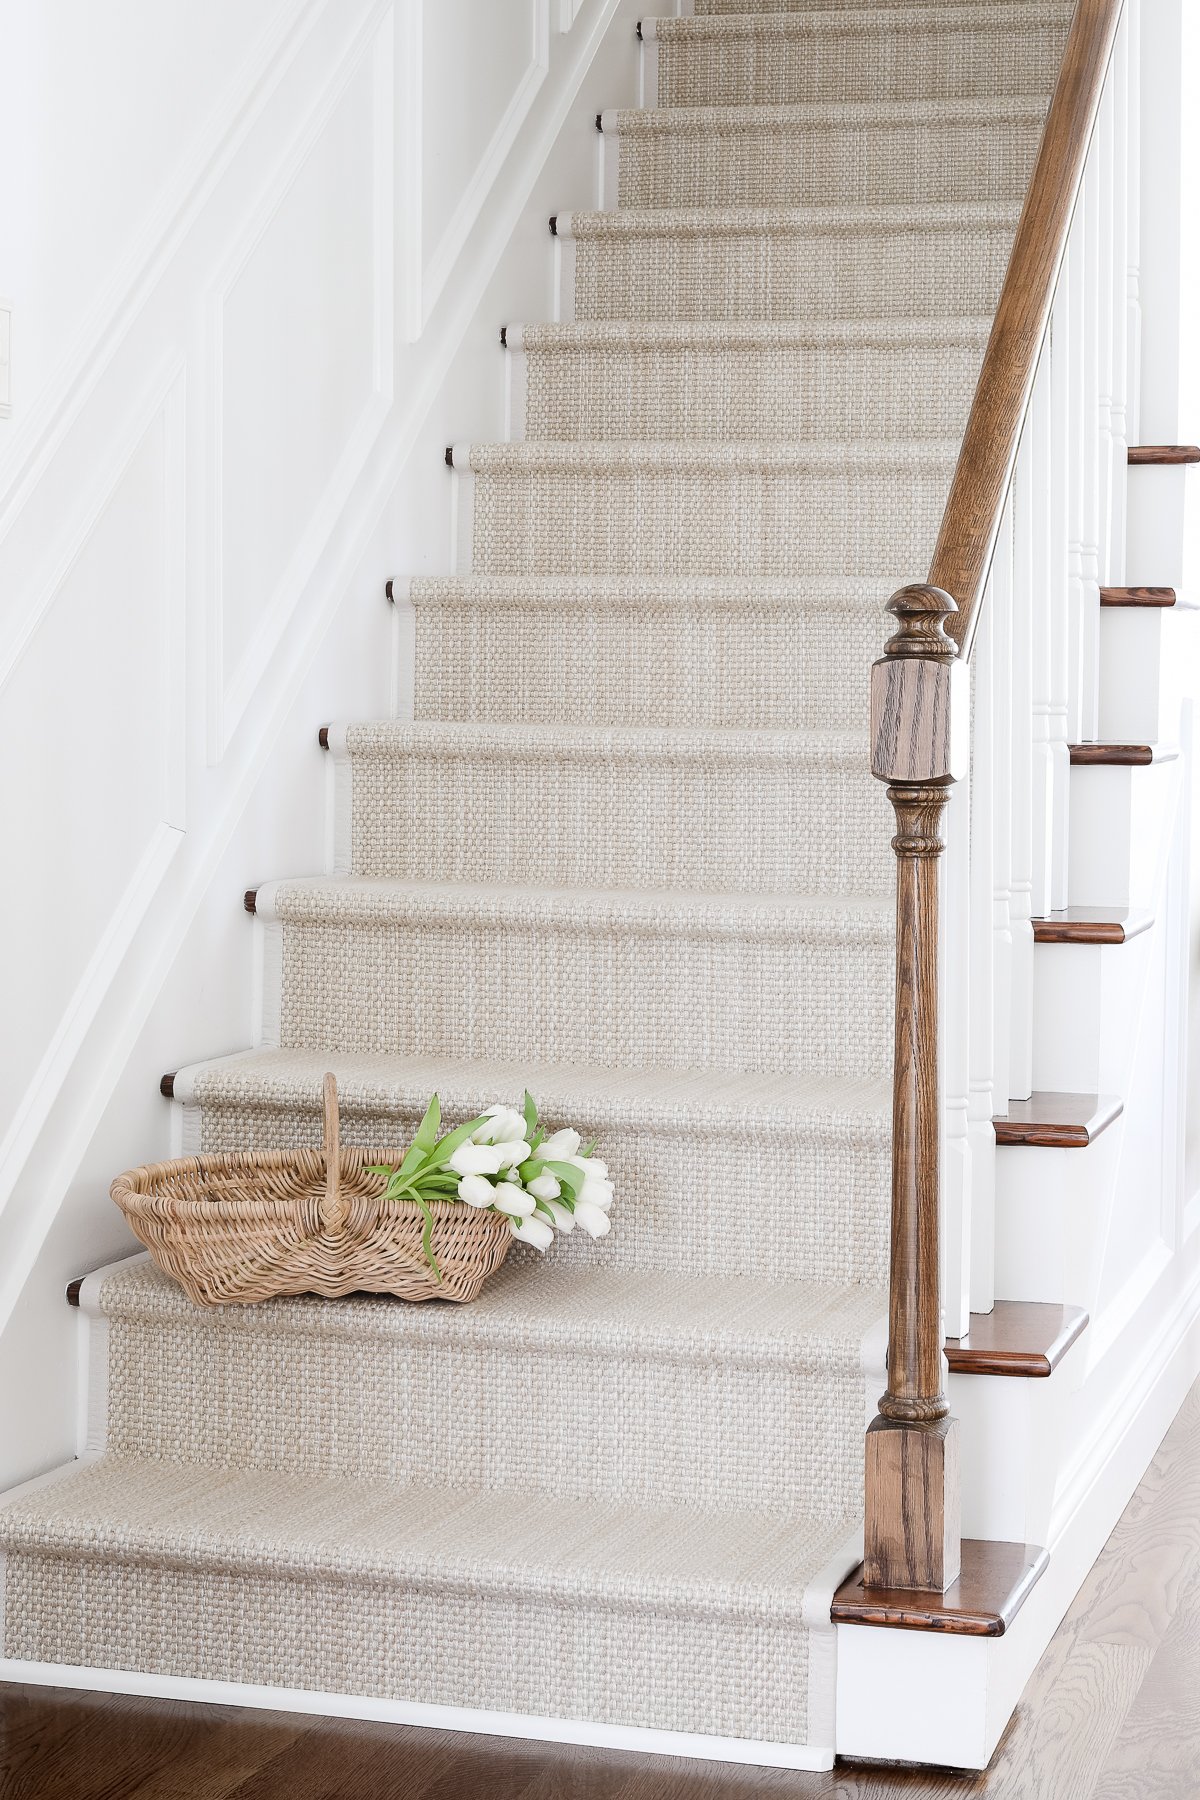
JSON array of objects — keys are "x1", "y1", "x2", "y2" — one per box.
[{"x1": 0, "y1": 0, "x2": 1072, "y2": 1767}]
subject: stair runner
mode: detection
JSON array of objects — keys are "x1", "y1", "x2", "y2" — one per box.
[{"x1": 0, "y1": 1, "x2": 1069, "y2": 1763}]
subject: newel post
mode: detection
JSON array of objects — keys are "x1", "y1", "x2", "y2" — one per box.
[{"x1": 865, "y1": 583, "x2": 965, "y2": 1592}]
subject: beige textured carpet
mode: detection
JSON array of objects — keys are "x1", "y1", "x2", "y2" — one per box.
[{"x1": 0, "y1": 0, "x2": 1066, "y2": 1758}]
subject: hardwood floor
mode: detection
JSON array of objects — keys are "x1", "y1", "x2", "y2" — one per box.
[{"x1": 2, "y1": 1379, "x2": 1198, "y2": 1799}]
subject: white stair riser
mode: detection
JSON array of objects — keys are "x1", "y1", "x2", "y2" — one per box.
[
  {"x1": 336, "y1": 749, "x2": 894, "y2": 895},
  {"x1": 571, "y1": 225, "x2": 1013, "y2": 321},
  {"x1": 464, "y1": 464, "x2": 950, "y2": 576},
  {"x1": 412, "y1": 596, "x2": 882, "y2": 732},
  {"x1": 1067, "y1": 761, "x2": 1179, "y2": 910},
  {"x1": 1097, "y1": 610, "x2": 1167, "y2": 743},
  {"x1": 515, "y1": 340, "x2": 982, "y2": 441},
  {"x1": 651, "y1": 19, "x2": 1070, "y2": 109},
  {"x1": 1031, "y1": 938, "x2": 1153, "y2": 1094},
  {"x1": 610, "y1": 116, "x2": 1041, "y2": 210},
  {"x1": 993, "y1": 1134, "x2": 1122, "y2": 1309},
  {"x1": 95, "y1": 1311, "x2": 877, "y2": 1517},
  {"x1": 261, "y1": 914, "x2": 895, "y2": 1079},
  {"x1": 182, "y1": 1092, "x2": 890, "y2": 1286}
]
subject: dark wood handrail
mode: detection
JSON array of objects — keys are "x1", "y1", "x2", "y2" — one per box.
[{"x1": 932, "y1": 0, "x2": 1125, "y2": 660}]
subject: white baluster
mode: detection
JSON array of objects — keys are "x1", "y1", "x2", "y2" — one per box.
[
  {"x1": 942, "y1": 770, "x2": 973, "y2": 1339},
  {"x1": 1079, "y1": 148, "x2": 1103, "y2": 739},
  {"x1": 1009, "y1": 414, "x2": 1035, "y2": 1102},
  {"x1": 1030, "y1": 345, "x2": 1062, "y2": 918},
  {"x1": 968, "y1": 592, "x2": 996, "y2": 1313},
  {"x1": 1066, "y1": 211, "x2": 1089, "y2": 748},
  {"x1": 1048, "y1": 264, "x2": 1074, "y2": 909},
  {"x1": 1108, "y1": 13, "x2": 1131, "y2": 582},
  {"x1": 1126, "y1": 0, "x2": 1143, "y2": 451},
  {"x1": 1095, "y1": 58, "x2": 1117, "y2": 584},
  {"x1": 990, "y1": 496, "x2": 1016, "y2": 1111}
]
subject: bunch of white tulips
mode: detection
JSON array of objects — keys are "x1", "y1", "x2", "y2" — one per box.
[{"x1": 371, "y1": 1092, "x2": 613, "y2": 1281}]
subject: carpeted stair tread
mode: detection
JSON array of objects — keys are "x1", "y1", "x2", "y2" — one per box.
[
  {"x1": 411, "y1": 576, "x2": 890, "y2": 729},
  {"x1": 644, "y1": 5, "x2": 1072, "y2": 109},
  {"x1": 170, "y1": 1050, "x2": 893, "y2": 1286},
  {"x1": 257, "y1": 875, "x2": 894, "y2": 937},
  {"x1": 0, "y1": 1456, "x2": 857, "y2": 1625},
  {"x1": 509, "y1": 316, "x2": 995, "y2": 349},
  {"x1": 171, "y1": 1045, "x2": 892, "y2": 1137},
  {"x1": 510, "y1": 319, "x2": 991, "y2": 440},
  {"x1": 601, "y1": 95, "x2": 1050, "y2": 136},
  {"x1": 87, "y1": 1257, "x2": 885, "y2": 1371},
  {"x1": 255, "y1": 879, "x2": 895, "y2": 1079},
  {"x1": 603, "y1": 96, "x2": 1045, "y2": 210},
  {"x1": 458, "y1": 439, "x2": 960, "y2": 578},
  {"x1": 560, "y1": 202, "x2": 1021, "y2": 321},
  {"x1": 556, "y1": 199, "x2": 1021, "y2": 240},
  {"x1": 326, "y1": 719, "x2": 891, "y2": 895}
]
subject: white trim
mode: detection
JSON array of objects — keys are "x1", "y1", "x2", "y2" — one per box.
[{"x1": 0, "y1": 1659, "x2": 835, "y2": 1772}]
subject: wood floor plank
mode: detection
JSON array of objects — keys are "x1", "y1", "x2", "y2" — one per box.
[
  {"x1": 1091, "y1": 1575, "x2": 1200, "y2": 1797},
  {"x1": 0, "y1": 1687, "x2": 304, "y2": 1800}
]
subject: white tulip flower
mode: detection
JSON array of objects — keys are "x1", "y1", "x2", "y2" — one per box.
[
  {"x1": 494, "y1": 1138, "x2": 533, "y2": 1171},
  {"x1": 573, "y1": 1201, "x2": 612, "y2": 1240},
  {"x1": 526, "y1": 1172, "x2": 561, "y2": 1202},
  {"x1": 492, "y1": 1181, "x2": 536, "y2": 1219},
  {"x1": 540, "y1": 1198, "x2": 574, "y2": 1233},
  {"x1": 539, "y1": 1128, "x2": 581, "y2": 1160},
  {"x1": 472, "y1": 1106, "x2": 527, "y2": 1146},
  {"x1": 448, "y1": 1142, "x2": 507, "y2": 1177},
  {"x1": 457, "y1": 1173, "x2": 496, "y2": 1208},
  {"x1": 579, "y1": 1175, "x2": 615, "y2": 1211},
  {"x1": 510, "y1": 1214, "x2": 555, "y2": 1251}
]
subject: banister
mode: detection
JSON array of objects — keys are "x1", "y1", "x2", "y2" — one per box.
[
  {"x1": 863, "y1": 0, "x2": 1127, "y2": 1594},
  {"x1": 932, "y1": 0, "x2": 1125, "y2": 661}
]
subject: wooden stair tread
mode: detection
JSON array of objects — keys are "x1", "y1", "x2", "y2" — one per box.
[
  {"x1": 1127, "y1": 444, "x2": 1200, "y2": 464},
  {"x1": 1032, "y1": 905, "x2": 1154, "y2": 944},
  {"x1": 1068, "y1": 742, "x2": 1176, "y2": 766},
  {"x1": 994, "y1": 1091, "x2": 1122, "y2": 1147},
  {"x1": 946, "y1": 1302, "x2": 1088, "y2": 1377},
  {"x1": 1099, "y1": 585, "x2": 1177, "y2": 606},
  {"x1": 832, "y1": 1539, "x2": 1048, "y2": 1636}
]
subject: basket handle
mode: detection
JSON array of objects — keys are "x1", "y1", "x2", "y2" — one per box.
[{"x1": 319, "y1": 1072, "x2": 349, "y2": 1232}]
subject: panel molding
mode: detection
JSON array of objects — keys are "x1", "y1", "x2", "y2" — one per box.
[
  {"x1": 414, "y1": 0, "x2": 552, "y2": 332},
  {"x1": 0, "y1": 360, "x2": 188, "y2": 1217},
  {"x1": 0, "y1": 0, "x2": 323, "y2": 546},
  {"x1": 204, "y1": 0, "x2": 396, "y2": 762}
]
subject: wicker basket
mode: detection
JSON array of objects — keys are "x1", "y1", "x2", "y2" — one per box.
[{"x1": 110, "y1": 1073, "x2": 513, "y2": 1308}]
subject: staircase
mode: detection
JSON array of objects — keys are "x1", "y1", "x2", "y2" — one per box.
[{"x1": 3, "y1": 0, "x2": 1190, "y2": 1776}]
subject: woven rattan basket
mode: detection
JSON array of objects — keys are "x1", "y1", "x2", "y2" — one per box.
[{"x1": 110, "y1": 1073, "x2": 513, "y2": 1307}]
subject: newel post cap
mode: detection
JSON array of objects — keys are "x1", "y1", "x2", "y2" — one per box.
[
  {"x1": 883, "y1": 584, "x2": 959, "y2": 662},
  {"x1": 871, "y1": 586, "x2": 966, "y2": 785}
]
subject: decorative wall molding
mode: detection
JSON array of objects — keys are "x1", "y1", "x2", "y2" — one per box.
[
  {"x1": 0, "y1": 0, "x2": 322, "y2": 547},
  {"x1": 0, "y1": 358, "x2": 188, "y2": 1215},
  {"x1": 411, "y1": 0, "x2": 552, "y2": 334},
  {"x1": 204, "y1": 1, "x2": 395, "y2": 760}
]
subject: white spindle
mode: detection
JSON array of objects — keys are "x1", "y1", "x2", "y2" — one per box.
[
  {"x1": 967, "y1": 588, "x2": 997, "y2": 1312},
  {"x1": 1009, "y1": 406, "x2": 1036, "y2": 1102}
]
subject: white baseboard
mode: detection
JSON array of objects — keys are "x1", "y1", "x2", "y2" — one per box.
[{"x1": 0, "y1": 1657, "x2": 835, "y2": 1773}]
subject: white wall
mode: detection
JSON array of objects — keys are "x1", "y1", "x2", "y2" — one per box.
[{"x1": 0, "y1": 0, "x2": 641, "y2": 1486}]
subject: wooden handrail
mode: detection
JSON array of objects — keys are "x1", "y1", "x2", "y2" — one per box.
[
  {"x1": 932, "y1": 0, "x2": 1125, "y2": 660},
  {"x1": 864, "y1": 0, "x2": 1126, "y2": 1593}
]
